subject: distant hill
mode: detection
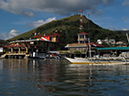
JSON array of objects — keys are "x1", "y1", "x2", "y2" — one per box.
[{"x1": 8, "y1": 14, "x2": 127, "y2": 46}]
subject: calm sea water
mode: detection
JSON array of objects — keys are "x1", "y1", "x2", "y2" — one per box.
[{"x1": 0, "y1": 59, "x2": 129, "y2": 96}]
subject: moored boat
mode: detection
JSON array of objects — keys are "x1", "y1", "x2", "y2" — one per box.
[{"x1": 65, "y1": 57, "x2": 129, "y2": 65}]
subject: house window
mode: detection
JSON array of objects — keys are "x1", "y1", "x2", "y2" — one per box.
[{"x1": 79, "y1": 35, "x2": 84, "y2": 38}]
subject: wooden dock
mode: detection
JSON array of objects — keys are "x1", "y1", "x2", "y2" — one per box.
[{"x1": 0, "y1": 53, "x2": 30, "y2": 59}]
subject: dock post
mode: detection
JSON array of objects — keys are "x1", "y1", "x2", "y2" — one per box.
[
  {"x1": 26, "y1": 47, "x2": 28, "y2": 53},
  {"x1": 19, "y1": 48, "x2": 21, "y2": 53},
  {"x1": 11, "y1": 48, "x2": 13, "y2": 53}
]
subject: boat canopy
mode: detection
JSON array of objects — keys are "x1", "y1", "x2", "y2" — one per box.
[
  {"x1": 97, "y1": 47, "x2": 129, "y2": 51},
  {"x1": 47, "y1": 51, "x2": 59, "y2": 54}
]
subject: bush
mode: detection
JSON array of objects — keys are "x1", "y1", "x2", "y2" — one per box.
[{"x1": 73, "y1": 50, "x2": 81, "y2": 54}]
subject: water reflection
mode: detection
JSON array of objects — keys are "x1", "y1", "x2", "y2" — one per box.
[
  {"x1": 69, "y1": 64, "x2": 129, "y2": 95},
  {"x1": 28, "y1": 59, "x2": 60, "y2": 93},
  {"x1": 0, "y1": 59, "x2": 129, "y2": 95},
  {"x1": 2, "y1": 59, "x2": 28, "y2": 71}
]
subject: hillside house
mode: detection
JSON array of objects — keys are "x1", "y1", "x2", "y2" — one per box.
[
  {"x1": 65, "y1": 32, "x2": 105, "y2": 56},
  {"x1": 33, "y1": 30, "x2": 63, "y2": 42}
]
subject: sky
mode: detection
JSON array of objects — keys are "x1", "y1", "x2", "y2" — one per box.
[{"x1": 0, "y1": 0, "x2": 129, "y2": 40}]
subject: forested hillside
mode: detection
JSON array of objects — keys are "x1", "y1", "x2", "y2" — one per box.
[
  {"x1": 8, "y1": 14, "x2": 127, "y2": 45},
  {"x1": 0, "y1": 39, "x2": 6, "y2": 46}
]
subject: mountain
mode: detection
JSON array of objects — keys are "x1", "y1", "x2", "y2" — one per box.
[{"x1": 8, "y1": 14, "x2": 127, "y2": 45}]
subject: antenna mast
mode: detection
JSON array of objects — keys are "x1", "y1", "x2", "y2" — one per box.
[
  {"x1": 80, "y1": 10, "x2": 83, "y2": 30},
  {"x1": 88, "y1": 12, "x2": 90, "y2": 29},
  {"x1": 126, "y1": 33, "x2": 129, "y2": 43}
]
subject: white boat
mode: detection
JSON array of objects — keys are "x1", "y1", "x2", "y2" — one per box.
[
  {"x1": 65, "y1": 57, "x2": 129, "y2": 65},
  {"x1": 65, "y1": 37, "x2": 129, "y2": 65}
]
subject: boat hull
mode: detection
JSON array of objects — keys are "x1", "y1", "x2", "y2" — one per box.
[{"x1": 65, "y1": 57, "x2": 129, "y2": 65}]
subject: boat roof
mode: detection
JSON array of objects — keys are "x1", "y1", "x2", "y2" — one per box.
[{"x1": 47, "y1": 51, "x2": 59, "y2": 54}]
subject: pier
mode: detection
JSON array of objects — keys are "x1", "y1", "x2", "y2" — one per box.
[
  {"x1": 0, "y1": 38, "x2": 58, "y2": 59},
  {"x1": 1, "y1": 53, "x2": 30, "y2": 59}
]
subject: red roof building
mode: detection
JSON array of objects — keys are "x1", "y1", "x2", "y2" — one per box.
[
  {"x1": 65, "y1": 32, "x2": 105, "y2": 56},
  {"x1": 77, "y1": 32, "x2": 89, "y2": 44},
  {"x1": 77, "y1": 32, "x2": 89, "y2": 35},
  {"x1": 34, "y1": 33, "x2": 60, "y2": 42}
]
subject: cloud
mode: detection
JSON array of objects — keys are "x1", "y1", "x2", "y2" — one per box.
[
  {"x1": 26, "y1": 17, "x2": 56, "y2": 28},
  {"x1": 1, "y1": 29, "x2": 20, "y2": 40},
  {"x1": 122, "y1": 0, "x2": 129, "y2": 6},
  {"x1": 10, "y1": 29, "x2": 19, "y2": 36},
  {"x1": 109, "y1": 26, "x2": 129, "y2": 31},
  {"x1": 122, "y1": 28, "x2": 128, "y2": 31},
  {"x1": 0, "y1": 17, "x2": 56, "y2": 40},
  {"x1": 0, "y1": 0, "x2": 115, "y2": 16}
]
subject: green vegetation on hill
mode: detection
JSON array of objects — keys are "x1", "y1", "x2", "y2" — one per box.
[
  {"x1": 8, "y1": 14, "x2": 127, "y2": 47},
  {"x1": 0, "y1": 39, "x2": 6, "y2": 46}
]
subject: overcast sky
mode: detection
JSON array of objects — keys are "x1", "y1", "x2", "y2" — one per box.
[{"x1": 0, "y1": 0, "x2": 129, "y2": 40}]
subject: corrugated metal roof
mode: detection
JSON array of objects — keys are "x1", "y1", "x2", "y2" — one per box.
[
  {"x1": 77, "y1": 32, "x2": 89, "y2": 35},
  {"x1": 9, "y1": 39, "x2": 53, "y2": 43},
  {"x1": 65, "y1": 43, "x2": 105, "y2": 48},
  {"x1": 97, "y1": 47, "x2": 129, "y2": 50}
]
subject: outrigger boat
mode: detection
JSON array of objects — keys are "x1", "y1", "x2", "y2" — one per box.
[
  {"x1": 65, "y1": 57, "x2": 129, "y2": 65},
  {"x1": 65, "y1": 37, "x2": 129, "y2": 65}
]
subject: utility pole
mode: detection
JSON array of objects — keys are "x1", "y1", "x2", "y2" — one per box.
[{"x1": 126, "y1": 33, "x2": 129, "y2": 44}]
